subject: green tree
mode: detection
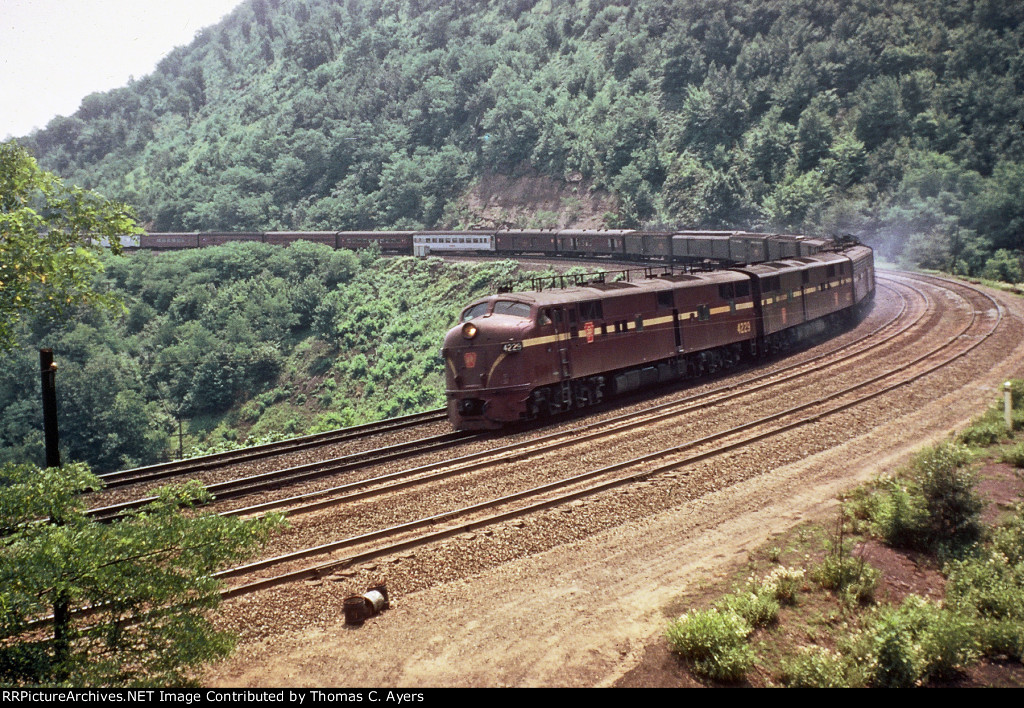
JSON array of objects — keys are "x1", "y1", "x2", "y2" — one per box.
[
  {"x1": 0, "y1": 142, "x2": 138, "y2": 352},
  {"x1": 763, "y1": 170, "x2": 832, "y2": 230},
  {"x1": 0, "y1": 462, "x2": 282, "y2": 686},
  {"x1": 795, "y1": 103, "x2": 835, "y2": 173},
  {"x1": 981, "y1": 249, "x2": 1024, "y2": 284}
]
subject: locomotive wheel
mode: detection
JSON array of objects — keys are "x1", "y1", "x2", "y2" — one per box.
[{"x1": 530, "y1": 389, "x2": 554, "y2": 418}]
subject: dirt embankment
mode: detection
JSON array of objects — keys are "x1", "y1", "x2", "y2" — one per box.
[{"x1": 449, "y1": 171, "x2": 618, "y2": 230}]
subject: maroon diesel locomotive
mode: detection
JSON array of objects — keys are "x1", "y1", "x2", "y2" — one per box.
[{"x1": 441, "y1": 244, "x2": 874, "y2": 430}]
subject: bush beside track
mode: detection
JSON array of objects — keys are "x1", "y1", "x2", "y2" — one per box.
[{"x1": 645, "y1": 380, "x2": 1024, "y2": 688}]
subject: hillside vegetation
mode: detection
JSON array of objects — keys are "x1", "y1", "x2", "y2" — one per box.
[
  {"x1": 18, "y1": 0, "x2": 1024, "y2": 277},
  {"x1": 0, "y1": 243, "x2": 521, "y2": 471}
]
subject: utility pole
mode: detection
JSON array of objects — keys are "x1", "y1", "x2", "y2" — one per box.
[{"x1": 39, "y1": 348, "x2": 60, "y2": 468}]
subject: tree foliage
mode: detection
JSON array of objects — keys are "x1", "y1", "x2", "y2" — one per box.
[
  {"x1": 0, "y1": 461, "x2": 282, "y2": 686},
  {"x1": 0, "y1": 243, "x2": 520, "y2": 471},
  {"x1": 0, "y1": 142, "x2": 138, "y2": 352}
]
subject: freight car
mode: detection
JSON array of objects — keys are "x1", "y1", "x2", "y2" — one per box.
[
  {"x1": 138, "y1": 230, "x2": 417, "y2": 252},
  {"x1": 139, "y1": 232, "x2": 201, "y2": 249},
  {"x1": 441, "y1": 243, "x2": 874, "y2": 430},
  {"x1": 493, "y1": 229, "x2": 560, "y2": 256},
  {"x1": 264, "y1": 231, "x2": 338, "y2": 246},
  {"x1": 337, "y1": 231, "x2": 415, "y2": 252}
]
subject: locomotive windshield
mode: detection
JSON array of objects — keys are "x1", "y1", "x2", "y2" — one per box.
[
  {"x1": 492, "y1": 301, "x2": 532, "y2": 318},
  {"x1": 461, "y1": 302, "x2": 489, "y2": 322},
  {"x1": 461, "y1": 300, "x2": 532, "y2": 322}
]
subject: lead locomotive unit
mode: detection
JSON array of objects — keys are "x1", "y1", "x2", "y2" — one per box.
[{"x1": 442, "y1": 243, "x2": 874, "y2": 430}]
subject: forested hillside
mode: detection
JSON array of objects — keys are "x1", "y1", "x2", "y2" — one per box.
[
  {"x1": 0, "y1": 244, "x2": 521, "y2": 471},
  {"x1": 19, "y1": 0, "x2": 1024, "y2": 277}
]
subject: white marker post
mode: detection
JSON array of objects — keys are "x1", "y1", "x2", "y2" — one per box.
[{"x1": 1006, "y1": 381, "x2": 1014, "y2": 432}]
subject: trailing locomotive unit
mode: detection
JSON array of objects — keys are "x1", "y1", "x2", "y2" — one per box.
[{"x1": 442, "y1": 243, "x2": 874, "y2": 430}]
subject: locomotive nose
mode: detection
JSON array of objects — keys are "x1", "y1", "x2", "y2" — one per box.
[
  {"x1": 443, "y1": 300, "x2": 536, "y2": 429},
  {"x1": 444, "y1": 314, "x2": 531, "y2": 391}
]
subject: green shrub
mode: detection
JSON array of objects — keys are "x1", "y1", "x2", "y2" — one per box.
[
  {"x1": 872, "y1": 478, "x2": 928, "y2": 549},
  {"x1": 957, "y1": 419, "x2": 1009, "y2": 446},
  {"x1": 870, "y1": 443, "x2": 982, "y2": 551},
  {"x1": 916, "y1": 444, "x2": 982, "y2": 548},
  {"x1": 791, "y1": 596, "x2": 984, "y2": 687},
  {"x1": 916, "y1": 607, "x2": 980, "y2": 679},
  {"x1": 976, "y1": 619, "x2": 1024, "y2": 660},
  {"x1": 665, "y1": 608, "x2": 754, "y2": 683},
  {"x1": 1000, "y1": 442, "x2": 1024, "y2": 468},
  {"x1": 868, "y1": 610, "x2": 921, "y2": 687},
  {"x1": 863, "y1": 596, "x2": 981, "y2": 685},
  {"x1": 716, "y1": 589, "x2": 779, "y2": 629},
  {"x1": 956, "y1": 387, "x2": 1022, "y2": 442},
  {"x1": 945, "y1": 548, "x2": 1024, "y2": 622},
  {"x1": 761, "y1": 566, "x2": 805, "y2": 606},
  {"x1": 782, "y1": 647, "x2": 853, "y2": 688},
  {"x1": 812, "y1": 549, "x2": 879, "y2": 604},
  {"x1": 844, "y1": 486, "x2": 882, "y2": 533},
  {"x1": 991, "y1": 507, "x2": 1024, "y2": 563},
  {"x1": 944, "y1": 505, "x2": 1024, "y2": 659}
]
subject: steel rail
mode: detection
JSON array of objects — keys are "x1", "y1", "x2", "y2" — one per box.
[
  {"x1": 220, "y1": 277, "x2": 919, "y2": 519},
  {"x1": 216, "y1": 275, "x2": 1001, "y2": 595},
  {"x1": 86, "y1": 429, "x2": 477, "y2": 520},
  {"x1": 96, "y1": 408, "x2": 447, "y2": 488}
]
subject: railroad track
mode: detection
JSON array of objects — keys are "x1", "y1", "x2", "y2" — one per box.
[
  {"x1": 87, "y1": 428, "x2": 477, "y2": 521},
  {"x1": 213, "y1": 278, "x2": 919, "y2": 519},
  {"x1": 95, "y1": 408, "x2": 448, "y2": 490},
  {"x1": 215, "y1": 272, "x2": 1004, "y2": 597},
  {"x1": 88, "y1": 274, "x2": 911, "y2": 521}
]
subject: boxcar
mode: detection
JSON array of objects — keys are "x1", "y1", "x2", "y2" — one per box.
[
  {"x1": 624, "y1": 231, "x2": 673, "y2": 261},
  {"x1": 263, "y1": 231, "x2": 337, "y2": 246},
  {"x1": 139, "y1": 232, "x2": 200, "y2": 249},
  {"x1": 199, "y1": 232, "x2": 264, "y2": 247},
  {"x1": 556, "y1": 229, "x2": 631, "y2": 256},
  {"x1": 494, "y1": 229, "x2": 559, "y2": 256},
  {"x1": 337, "y1": 231, "x2": 414, "y2": 252}
]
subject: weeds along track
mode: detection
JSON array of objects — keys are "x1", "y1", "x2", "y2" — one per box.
[{"x1": 214, "y1": 273, "x2": 1013, "y2": 597}]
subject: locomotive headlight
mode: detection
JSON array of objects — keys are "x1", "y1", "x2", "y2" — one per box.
[{"x1": 462, "y1": 323, "x2": 478, "y2": 340}]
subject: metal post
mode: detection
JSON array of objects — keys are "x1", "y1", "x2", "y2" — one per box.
[
  {"x1": 39, "y1": 348, "x2": 60, "y2": 468},
  {"x1": 1006, "y1": 381, "x2": 1014, "y2": 432}
]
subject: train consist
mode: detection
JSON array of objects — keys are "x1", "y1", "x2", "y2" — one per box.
[
  {"x1": 132, "y1": 228, "x2": 871, "y2": 430},
  {"x1": 135, "y1": 229, "x2": 832, "y2": 265},
  {"x1": 441, "y1": 239, "x2": 874, "y2": 430}
]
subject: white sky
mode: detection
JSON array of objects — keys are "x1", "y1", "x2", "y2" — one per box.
[{"x1": 1, "y1": 0, "x2": 245, "y2": 140}]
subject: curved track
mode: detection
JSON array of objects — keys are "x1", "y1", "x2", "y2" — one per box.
[
  {"x1": 212, "y1": 271, "x2": 1007, "y2": 595},
  {"x1": 204, "y1": 270, "x2": 1024, "y2": 688},
  {"x1": 89, "y1": 273, "x2": 906, "y2": 519}
]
